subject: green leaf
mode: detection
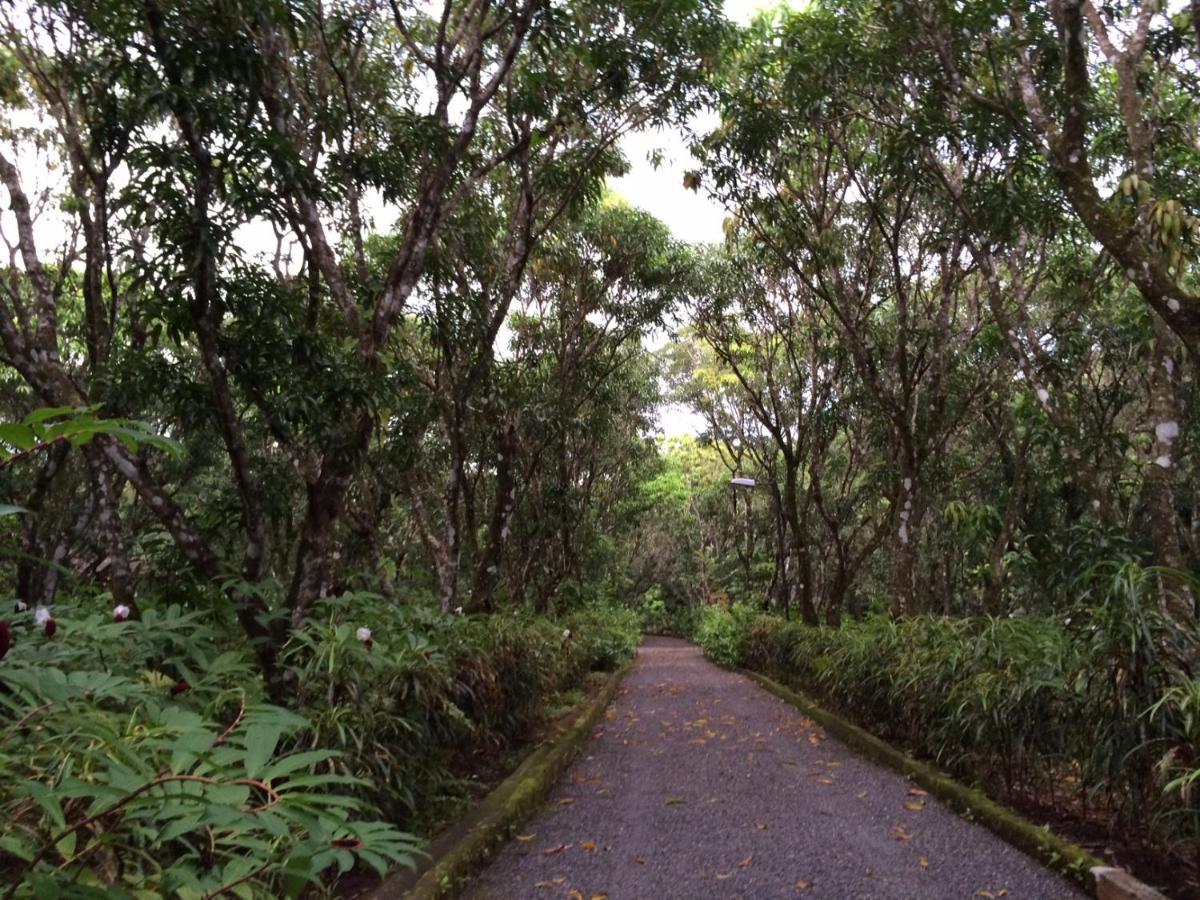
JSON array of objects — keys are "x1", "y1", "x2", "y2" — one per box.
[
  {"x1": 0, "y1": 423, "x2": 37, "y2": 452},
  {"x1": 242, "y1": 724, "x2": 281, "y2": 780}
]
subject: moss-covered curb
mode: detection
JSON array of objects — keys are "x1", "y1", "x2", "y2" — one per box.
[
  {"x1": 368, "y1": 661, "x2": 631, "y2": 900},
  {"x1": 741, "y1": 668, "x2": 1105, "y2": 892}
]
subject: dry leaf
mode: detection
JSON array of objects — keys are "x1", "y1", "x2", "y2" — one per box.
[
  {"x1": 892, "y1": 825, "x2": 913, "y2": 842},
  {"x1": 908, "y1": 788, "x2": 927, "y2": 797},
  {"x1": 715, "y1": 872, "x2": 733, "y2": 881},
  {"x1": 515, "y1": 833, "x2": 536, "y2": 842},
  {"x1": 559, "y1": 797, "x2": 576, "y2": 806},
  {"x1": 904, "y1": 800, "x2": 926, "y2": 811},
  {"x1": 581, "y1": 841, "x2": 596, "y2": 852},
  {"x1": 794, "y1": 879, "x2": 811, "y2": 891},
  {"x1": 816, "y1": 776, "x2": 834, "y2": 785},
  {"x1": 754, "y1": 823, "x2": 768, "y2": 831},
  {"x1": 856, "y1": 790, "x2": 868, "y2": 799},
  {"x1": 665, "y1": 796, "x2": 685, "y2": 805},
  {"x1": 634, "y1": 857, "x2": 646, "y2": 865},
  {"x1": 543, "y1": 843, "x2": 572, "y2": 855},
  {"x1": 919, "y1": 857, "x2": 929, "y2": 869},
  {"x1": 605, "y1": 707, "x2": 617, "y2": 720},
  {"x1": 737, "y1": 855, "x2": 753, "y2": 869},
  {"x1": 976, "y1": 892, "x2": 994, "y2": 899},
  {"x1": 590, "y1": 895, "x2": 608, "y2": 900},
  {"x1": 568, "y1": 891, "x2": 583, "y2": 900}
]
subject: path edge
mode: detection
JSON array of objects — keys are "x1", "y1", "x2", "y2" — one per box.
[
  {"x1": 368, "y1": 660, "x2": 632, "y2": 900},
  {"x1": 741, "y1": 669, "x2": 1169, "y2": 900}
]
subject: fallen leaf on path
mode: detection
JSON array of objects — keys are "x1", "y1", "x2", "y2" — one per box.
[
  {"x1": 664, "y1": 796, "x2": 686, "y2": 805},
  {"x1": 590, "y1": 894, "x2": 607, "y2": 899},
  {"x1": 534, "y1": 879, "x2": 564, "y2": 889},
  {"x1": 559, "y1": 797, "x2": 576, "y2": 806},
  {"x1": 891, "y1": 825, "x2": 913, "y2": 842},
  {"x1": 856, "y1": 790, "x2": 868, "y2": 799},
  {"x1": 515, "y1": 833, "x2": 536, "y2": 842},
  {"x1": 904, "y1": 800, "x2": 926, "y2": 811},
  {"x1": 737, "y1": 855, "x2": 753, "y2": 869},
  {"x1": 782, "y1": 761, "x2": 798, "y2": 768},
  {"x1": 908, "y1": 788, "x2": 927, "y2": 797},
  {"x1": 919, "y1": 857, "x2": 929, "y2": 869},
  {"x1": 605, "y1": 707, "x2": 617, "y2": 720},
  {"x1": 567, "y1": 891, "x2": 583, "y2": 900},
  {"x1": 543, "y1": 843, "x2": 572, "y2": 855},
  {"x1": 794, "y1": 879, "x2": 811, "y2": 891},
  {"x1": 754, "y1": 823, "x2": 768, "y2": 831},
  {"x1": 812, "y1": 776, "x2": 834, "y2": 785},
  {"x1": 634, "y1": 857, "x2": 645, "y2": 865},
  {"x1": 580, "y1": 841, "x2": 596, "y2": 852},
  {"x1": 715, "y1": 872, "x2": 733, "y2": 880}
]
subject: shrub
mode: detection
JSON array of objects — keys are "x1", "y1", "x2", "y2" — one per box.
[
  {"x1": 0, "y1": 604, "x2": 416, "y2": 897},
  {"x1": 715, "y1": 577, "x2": 1200, "y2": 866},
  {"x1": 281, "y1": 595, "x2": 640, "y2": 831},
  {"x1": 694, "y1": 602, "x2": 759, "y2": 669}
]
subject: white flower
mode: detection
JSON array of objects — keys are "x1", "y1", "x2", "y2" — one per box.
[
  {"x1": 14, "y1": 600, "x2": 27, "y2": 613},
  {"x1": 34, "y1": 606, "x2": 52, "y2": 626},
  {"x1": 112, "y1": 604, "x2": 131, "y2": 622},
  {"x1": 454, "y1": 606, "x2": 464, "y2": 616},
  {"x1": 356, "y1": 626, "x2": 372, "y2": 643},
  {"x1": 562, "y1": 629, "x2": 571, "y2": 640}
]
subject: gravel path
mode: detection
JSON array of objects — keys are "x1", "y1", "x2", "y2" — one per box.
[{"x1": 462, "y1": 637, "x2": 1087, "y2": 900}]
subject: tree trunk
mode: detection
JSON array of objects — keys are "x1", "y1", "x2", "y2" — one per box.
[{"x1": 1144, "y1": 317, "x2": 1194, "y2": 622}]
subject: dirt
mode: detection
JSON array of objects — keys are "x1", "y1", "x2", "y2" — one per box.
[{"x1": 461, "y1": 637, "x2": 1089, "y2": 900}]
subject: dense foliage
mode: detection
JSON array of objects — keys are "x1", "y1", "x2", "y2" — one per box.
[{"x1": 4, "y1": 0, "x2": 1200, "y2": 895}]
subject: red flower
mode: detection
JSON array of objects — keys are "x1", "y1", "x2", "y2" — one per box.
[
  {"x1": 171, "y1": 680, "x2": 191, "y2": 695},
  {"x1": 0, "y1": 621, "x2": 10, "y2": 661},
  {"x1": 329, "y1": 837, "x2": 363, "y2": 851},
  {"x1": 43, "y1": 618, "x2": 57, "y2": 639}
]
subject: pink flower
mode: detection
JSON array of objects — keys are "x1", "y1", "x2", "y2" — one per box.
[
  {"x1": 113, "y1": 604, "x2": 131, "y2": 622},
  {"x1": 356, "y1": 626, "x2": 373, "y2": 651},
  {"x1": 171, "y1": 680, "x2": 190, "y2": 696}
]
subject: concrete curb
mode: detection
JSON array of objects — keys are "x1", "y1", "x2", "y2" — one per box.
[
  {"x1": 368, "y1": 661, "x2": 632, "y2": 900},
  {"x1": 740, "y1": 670, "x2": 1170, "y2": 899}
]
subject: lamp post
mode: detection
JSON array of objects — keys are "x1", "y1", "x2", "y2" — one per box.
[{"x1": 730, "y1": 475, "x2": 789, "y2": 619}]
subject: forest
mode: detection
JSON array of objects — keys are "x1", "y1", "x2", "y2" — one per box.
[{"x1": 0, "y1": 0, "x2": 1198, "y2": 897}]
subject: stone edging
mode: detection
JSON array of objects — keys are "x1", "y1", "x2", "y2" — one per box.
[
  {"x1": 368, "y1": 661, "x2": 631, "y2": 900},
  {"x1": 740, "y1": 669, "x2": 1170, "y2": 900}
]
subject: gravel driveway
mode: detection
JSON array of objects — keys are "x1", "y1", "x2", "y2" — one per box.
[{"x1": 461, "y1": 636, "x2": 1087, "y2": 900}]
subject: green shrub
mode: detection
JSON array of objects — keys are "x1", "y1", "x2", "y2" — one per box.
[
  {"x1": 724, "y1": 574, "x2": 1200, "y2": 861},
  {"x1": 564, "y1": 605, "x2": 640, "y2": 671},
  {"x1": 281, "y1": 595, "x2": 640, "y2": 831},
  {"x1": 0, "y1": 604, "x2": 416, "y2": 897},
  {"x1": 636, "y1": 591, "x2": 698, "y2": 637},
  {"x1": 695, "y1": 602, "x2": 759, "y2": 668}
]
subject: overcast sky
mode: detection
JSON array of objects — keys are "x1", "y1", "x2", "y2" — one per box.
[{"x1": 619, "y1": 0, "x2": 775, "y2": 437}]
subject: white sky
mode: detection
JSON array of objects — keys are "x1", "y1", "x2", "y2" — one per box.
[{"x1": 612, "y1": 0, "x2": 776, "y2": 436}]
